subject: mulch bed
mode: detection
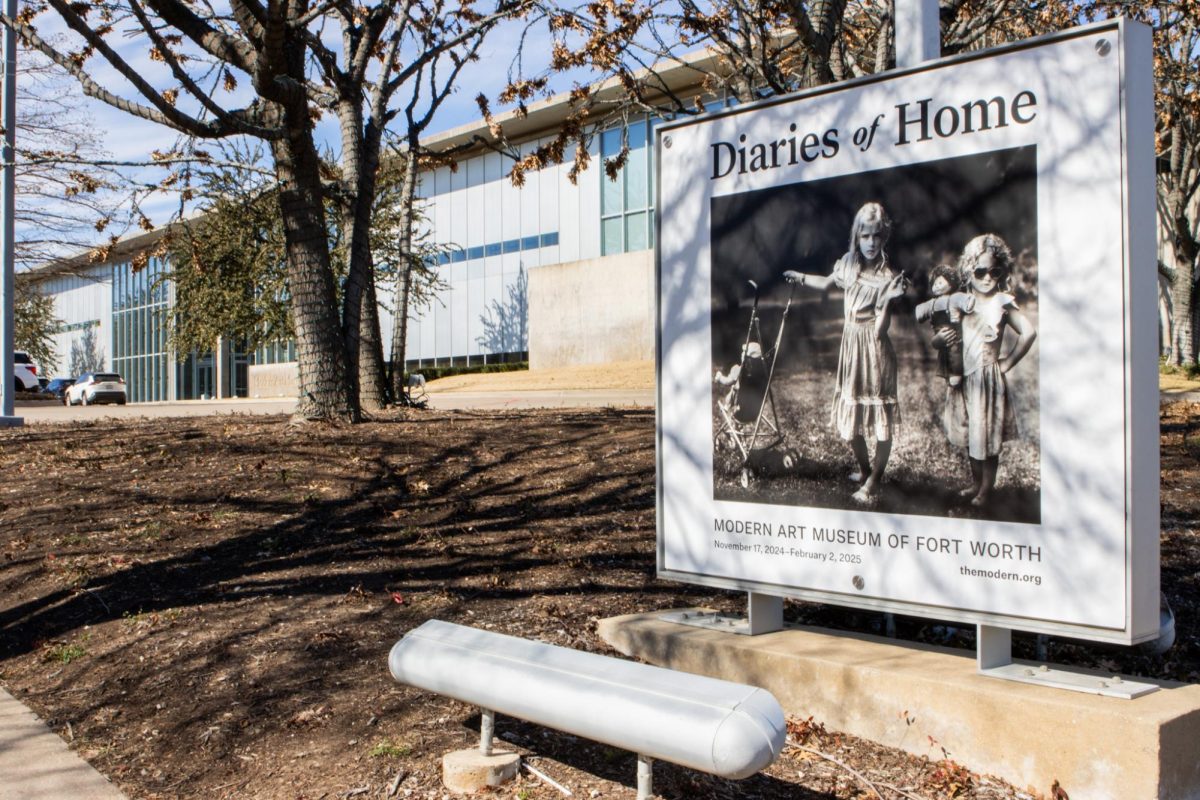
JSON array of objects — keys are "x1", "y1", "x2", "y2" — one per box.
[{"x1": 0, "y1": 403, "x2": 1196, "y2": 800}]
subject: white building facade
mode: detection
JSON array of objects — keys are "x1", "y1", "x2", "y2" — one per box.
[{"x1": 394, "y1": 110, "x2": 658, "y2": 371}]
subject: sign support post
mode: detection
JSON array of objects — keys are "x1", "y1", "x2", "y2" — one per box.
[{"x1": 0, "y1": 0, "x2": 21, "y2": 428}]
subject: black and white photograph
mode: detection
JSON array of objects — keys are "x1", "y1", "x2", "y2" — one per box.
[{"x1": 710, "y1": 146, "x2": 1041, "y2": 523}]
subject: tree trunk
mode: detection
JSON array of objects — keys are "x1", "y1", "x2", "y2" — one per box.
[
  {"x1": 358, "y1": 264, "x2": 389, "y2": 410},
  {"x1": 390, "y1": 146, "x2": 420, "y2": 401},
  {"x1": 336, "y1": 101, "x2": 369, "y2": 410},
  {"x1": 800, "y1": 0, "x2": 849, "y2": 88},
  {"x1": 271, "y1": 132, "x2": 359, "y2": 422},
  {"x1": 337, "y1": 99, "x2": 392, "y2": 410},
  {"x1": 1167, "y1": 189, "x2": 1199, "y2": 365},
  {"x1": 1170, "y1": 259, "x2": 1197, "y2": 365}
]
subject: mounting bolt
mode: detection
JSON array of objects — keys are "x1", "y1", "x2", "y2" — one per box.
[
  {"x1": 1095, "y1": 38, "x2": 1111, "y2": 57},
  {"x1": 852, "y1": 576, "x2": 865, "y2": 591},
  {"x1": 663, "y1": 135, "x2": 673, "y2": 148}
]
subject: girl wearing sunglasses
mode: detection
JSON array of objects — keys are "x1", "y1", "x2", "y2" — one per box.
[
  {"x1": 784, "y1": 201, "x2": 908, "y2": 506},
  {"x1": 944, "y1": 233, "x2": 1037, "y2": 507}
]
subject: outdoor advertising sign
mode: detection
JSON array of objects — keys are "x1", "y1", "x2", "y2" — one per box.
[{"x1": 656, "y1": 20, "x2": 1160, "y2": 644}]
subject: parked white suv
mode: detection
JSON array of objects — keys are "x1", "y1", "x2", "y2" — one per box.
[
  {"x1": 12, "y1": 351, "x2": 39, "y2": 393},
  {"x1": 66, "y1": 372, "x2": 127, "y2": 406}
]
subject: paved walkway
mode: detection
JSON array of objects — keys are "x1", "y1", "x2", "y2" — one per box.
[
  {"x1": 12, "y1": 388, "x2": 655, "y2": 423},
  {"x1": 0, "y1": 688, "x2": 127, "y2": 799},
  {"x1": 1162, "y1": 389, "x2": 1200, "y2": 404}
]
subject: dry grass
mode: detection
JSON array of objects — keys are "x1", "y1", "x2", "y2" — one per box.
[
  {"x1": 425, "y1": 360, "x2": 655, "y2": 392},
  {"x1": 1160, "y1": 372, "x2": 1200, "y2": 394}
]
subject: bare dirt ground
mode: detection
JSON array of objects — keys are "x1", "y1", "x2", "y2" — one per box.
[{"x1": 0, "y1": 402, "x2": 1196, "y2": 800}]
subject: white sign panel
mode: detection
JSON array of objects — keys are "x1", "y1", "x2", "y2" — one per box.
[{"x1": 656, "y1": 21, "x2": 1159, "y2": 644}]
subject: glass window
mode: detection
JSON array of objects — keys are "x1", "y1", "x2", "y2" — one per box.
[
  {"x1": 601, "y1": 218, "x2": 623, "y2": 255},
  {"x1": 521, "y1": 236, "x2": 540, "y2": 251},
  {"x1": 625, "y1": 211, "x2": 648, "y2": 253},
  {"x1": 502, "y1": 239, "x2": 520, "y2": 254},
  {"x1": 600, "y1": 116, "x2": 656, "y2": 256},
  {"x1": 624, "y1": 121, "x2": 648, "y2": 209},
  {"x1": 485, "y1": 243, "x2": 502, "y2": 257},
  {"x1": 467, "y1": 246, "x2": 484, "y2": 260},
  {"x1": 540, "y1": 232, "x2": 559, "y2": 247}
]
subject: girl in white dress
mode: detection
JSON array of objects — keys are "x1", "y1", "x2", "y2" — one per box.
[
  {"x1": 944, "y1": 234, "x2": 1037, "y2": 507},
  {"x1": 784, "y1": 202, "x2": 907, "y2": 506}
]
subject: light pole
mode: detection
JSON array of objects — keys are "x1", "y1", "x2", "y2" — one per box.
[{"x1": 0, "y1": 0, "x2": 20, "y2": 427}]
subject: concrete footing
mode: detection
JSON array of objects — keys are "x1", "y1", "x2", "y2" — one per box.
[
  {"x1": 598, "y1": 609, "x2": 1200, "y2": 800},
  {"x1": 442, "y1": 748, "x2": 520, "y2": 794}
]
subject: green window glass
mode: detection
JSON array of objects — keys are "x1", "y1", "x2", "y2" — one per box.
[{"x1": 111, "y1": 258, "x2": 171, "y2": 403}]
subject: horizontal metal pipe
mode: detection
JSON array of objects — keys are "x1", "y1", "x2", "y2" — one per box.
[{"x1": 389, "y1": 620, "x2": 785, "y2": 779}]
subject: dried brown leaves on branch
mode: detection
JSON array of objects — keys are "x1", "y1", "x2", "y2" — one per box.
[{"x1": 485, "y1": 0, "x2": 1071, "y2": 188}]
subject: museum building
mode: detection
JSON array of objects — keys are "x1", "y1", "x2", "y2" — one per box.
[{"x1": 16, "y1": 57, "x2": 721, "y2": 402}]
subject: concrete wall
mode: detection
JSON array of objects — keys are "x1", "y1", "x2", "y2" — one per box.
[
  {"x1": 528, "y1": 250, "x2": 654, "y2": 369},
  {"x1": 404, "y1": 135, "x2": 603, "y2": 365},
  {"x1": 248, "y1": 363, "x2": 298, "y2": 398}
]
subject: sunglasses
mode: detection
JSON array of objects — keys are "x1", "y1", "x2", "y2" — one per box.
[{"x1": 973, "y1": 266, "x2": 1006, "y2": 279}]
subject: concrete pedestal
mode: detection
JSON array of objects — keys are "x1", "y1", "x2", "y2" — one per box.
[
  {"x1": 598, "y1": 609, "x2": 1200, "y2": 800},
  {"x1": 442, "y1": 748, "x2": 520, "y2": 794}
]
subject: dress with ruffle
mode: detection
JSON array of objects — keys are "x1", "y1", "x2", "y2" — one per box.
[
  {"x1": 944, "y1": 291, "x2": 1018, "y2": 458},
  {"x1": 830, "y1": 255, "x2": 899, "y2": 442}
]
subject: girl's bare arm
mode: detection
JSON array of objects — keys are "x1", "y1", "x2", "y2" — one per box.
[
  {"x1": 874, "y1": 273, "x2": 907, "y2": 337},
  {"x1": 783, "y1": 270, "x2": 835, "y2": 291},
  {"x1": 1000, "y1": 308, "x2": 1037, "y2": 373}
]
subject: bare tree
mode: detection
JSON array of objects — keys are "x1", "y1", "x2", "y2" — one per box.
[
  {"x1": 15, "y1": 47, "x2": 137, "y2": 269},
  {"x1": 3, "y1": 0, "x2": 529, "y2": 421}
]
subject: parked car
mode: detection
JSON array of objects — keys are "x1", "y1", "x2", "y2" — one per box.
[
  {"x1": 45, "y1": 377, "x2": 76, "y2": 403},
  {"x1": 12, "y1": 351, "x2": 39, "y2": 393},
  {"x1": 66, "y1": 372, "x2": 127, "y2": 406}
]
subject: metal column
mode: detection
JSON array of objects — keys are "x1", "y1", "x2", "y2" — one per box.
[{"x1": 0, "y1": 0, "x2": 20, "y2": 427}]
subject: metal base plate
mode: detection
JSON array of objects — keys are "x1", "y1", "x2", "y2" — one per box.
[
  {"x1": 659, "y1": 609, "x2": 757, "y2": 635},
  {"x1": 0, "y1": 415, "x2": 22, "y2": 428},
  {"x1": 980, "y1": 663, "x2": 1159, "y2": 699}
]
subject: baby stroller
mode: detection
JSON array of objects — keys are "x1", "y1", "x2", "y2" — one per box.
[{"x1": 715, "y1": 280, "x2": 800, "y2": 488}]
